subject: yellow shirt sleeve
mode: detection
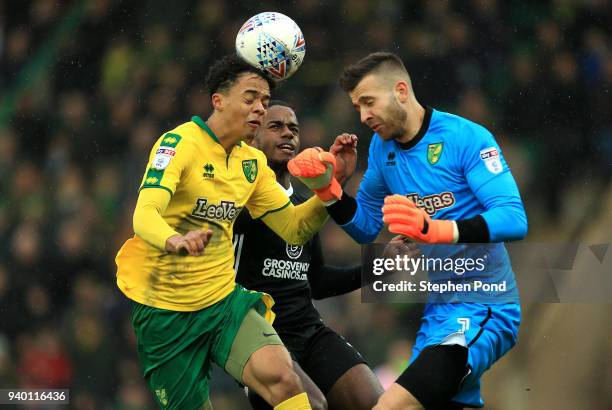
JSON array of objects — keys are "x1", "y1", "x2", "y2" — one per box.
[
  {"x1": 260, "y1": 195, "x2": 329, "y2": 245},
  {"x1": 133, "y1": 132, "x2": 194, "y2": 249},
  {"x1": 133, "y1": 188, "x2": 179, "y2": 250},
  {"x1": 246, "y1": 155, "x2": 328, "y2": 245}
]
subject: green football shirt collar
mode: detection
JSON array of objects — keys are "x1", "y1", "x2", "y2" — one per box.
[{"x1": 191, "y1": 115, "x2": 242, "y2": 147}]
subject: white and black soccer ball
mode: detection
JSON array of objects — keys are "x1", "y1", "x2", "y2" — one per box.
[{"x1": 235, "y1": 12, "x2": 306, "y2": 82}]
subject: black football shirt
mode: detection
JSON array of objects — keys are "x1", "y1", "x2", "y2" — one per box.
[{"x1": 233, "y1": 186, "x2": 324, "y2": 329}]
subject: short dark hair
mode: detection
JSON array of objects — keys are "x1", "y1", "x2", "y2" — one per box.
[
  {"x1": 338, "y1": 52, "x2": 408, "y2": 92},
  {"x1": 205, "y1": 54, "x2": 275, "y2": 95},
  {"x1": 268, "y1": 99, "x2": 292, "y2": 109}
]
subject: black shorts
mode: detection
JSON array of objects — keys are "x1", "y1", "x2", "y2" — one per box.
[
  {"x1": 396, "y1": 344, "x2": 469, "y2": 410},
  {"x1": 279, "y1": 322, "x2": 366, "y2": 394}
]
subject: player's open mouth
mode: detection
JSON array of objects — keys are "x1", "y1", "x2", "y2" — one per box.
[
  {"x1": 372, "y1": 124, "x2": 382, "y2": 132},
  {"x1": 277, "y1": 143, "x2": 295, "y2": 154},
  {"x1": 247, "y1": 120, "x2": 261, "y2": 128}
]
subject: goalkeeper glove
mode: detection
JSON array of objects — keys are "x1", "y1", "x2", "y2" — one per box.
[
  {"x1": 287, "y1": 147, "x2": 342, "y2": 205},
  {"x1": 382, "y1": 195, "x2": 458, "y2": 243}
]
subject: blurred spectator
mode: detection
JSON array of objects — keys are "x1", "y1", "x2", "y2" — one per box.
[
  {"x1": 64, "y1": 311, "x2": 114, "y2": 400},
  {"x1": 18, "y1": 326, "x2": 72, "y2": 388},
  {"x1": 0, "y1": 128, "x2": 19, "y2": 187},
  {"x1": 503, "y1": 52, "x2": 545, "y2": 140},
  {"x1": 0, "y1": 1, "x2": 610, "y2": 408},
  {"x1": 10, "y1": 161, "x2": 46, "y2": 223},
  {"x1": 1, "y1": 26, "x2": 31, "y2": 86},
  {"x1": 0, "y1": 334, "x2": 17, "y2": 386},
  {"x1": 23, "y1": 283, "x2": 53, "y2": 328},
  {"x1": 588, "y1": 53, "x2": 612, "y2": 174},
  {"x1": 0, "y1": 264, "x2": 22, "y2": 340},
  {"x1": 457, "y1": 88, "x2": 495, "y2": 129},
  {"x1": 10, "y1": 222, "x2": 44, "y2": 282},
  {"x1": 540, "y1": 50, "x2": 589, "y2": 220},
  {"x1": 116, "y1": 379, "x2": 153, "y2": 410},
  {"x1": 53, "y1": 273, "x2": 116, "y2": 406}
]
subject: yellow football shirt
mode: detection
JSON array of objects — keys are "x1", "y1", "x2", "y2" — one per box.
[{"x1": 116, "y1": 116, "x2": 297, "y2": 311}]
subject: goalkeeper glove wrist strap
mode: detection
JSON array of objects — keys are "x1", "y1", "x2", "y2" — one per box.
[
  {"x1": 425, "y1": 219, "x2": 458, "y2": 244},
  {"x1": 326, "y1": 192, "x2": 357, "y2": 224},
  {"x1": 313, "y1": 178, "x2": 342, "y2": 206},
  {"x1": 456, "y1": 215, "x2": 490, "y2": 243}
]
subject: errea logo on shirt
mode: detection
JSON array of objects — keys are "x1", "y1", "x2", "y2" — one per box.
[
  {"x1": 192, "y1": 198, "x2": 242, "y2": 222},
  {"x1": 203, "y1": 163, "x2": 215, "y2": 179}
]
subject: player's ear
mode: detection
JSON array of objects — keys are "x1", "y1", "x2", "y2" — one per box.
[
  {"x1": 394, "y1": 80, "x2": 410, "y2": 103},
  {"x1": 211, "y1": 93, "x2": 223, "y2": 111}
]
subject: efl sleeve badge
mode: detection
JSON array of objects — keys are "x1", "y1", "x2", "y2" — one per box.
[
  {"x1": 479, "y1": 147, "x2": 502, "y2": 174},
  {"x1": 152, "y1": 147, "x2": 176, "y2": 170}
]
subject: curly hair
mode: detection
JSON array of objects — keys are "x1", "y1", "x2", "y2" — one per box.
[{"x1": 205, "y1": 54, "x2": 275, "y2": 95}]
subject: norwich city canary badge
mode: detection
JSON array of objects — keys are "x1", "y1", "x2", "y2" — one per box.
[
  {"x1": 242, "y1": 159, "x2": 258, "y2": 183},
  {"x1": 427, "y1": 142, "x2": 444, "y2": 165}
]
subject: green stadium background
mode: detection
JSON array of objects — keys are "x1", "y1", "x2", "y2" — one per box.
[{"x1": 1, "y1": 1, "x2": 611, "y2": 408}]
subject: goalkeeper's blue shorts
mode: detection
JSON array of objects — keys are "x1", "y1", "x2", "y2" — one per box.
[{"x1": 409, "y1": 303, "x2": 521, "y2": 408}]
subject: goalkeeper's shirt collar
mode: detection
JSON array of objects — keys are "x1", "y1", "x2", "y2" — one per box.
[{"x1": 397, "y1": 106, "x2": 433, "y2": 151}]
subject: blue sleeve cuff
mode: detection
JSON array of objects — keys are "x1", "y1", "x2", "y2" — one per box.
[{"x1": 482, "y1": 202, "x2": 528, "y2": 242}]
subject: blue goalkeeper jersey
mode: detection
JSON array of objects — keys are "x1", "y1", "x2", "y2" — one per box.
[{"x1": 343, "y1": 107, "x2": 527, "y2": 303}]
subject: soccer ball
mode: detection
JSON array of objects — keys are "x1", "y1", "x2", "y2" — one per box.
[{"x1": 235, "y1": 12, "x2": 306, "y2": 82}]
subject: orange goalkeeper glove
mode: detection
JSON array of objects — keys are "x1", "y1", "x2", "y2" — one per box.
[
  {"x1": 382, "y1": 195, "x2": 458, "y2": 243},
  {"x1": 287, "y1": 147, "x2": 342, "y2": 205}
]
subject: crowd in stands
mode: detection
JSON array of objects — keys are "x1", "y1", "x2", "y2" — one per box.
[{"x1": 1, "y1": 0, "x2": 610, "y2": 408}]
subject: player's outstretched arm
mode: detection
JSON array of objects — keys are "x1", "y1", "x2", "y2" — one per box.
[
  {"x1": 308, "y1": 235, "x2": 421, "y2": 299},
  {"x1": 308, "y1": 264, "x2": 362, "y2": 300},
  {"x1": 260, "y1": 195, "x2": 329, "y2": 245},
  {"x1": 307, "y1": 234, "x2": 361, "y2": 299},
  {"x1": 248, "y1": 162, "x2": 329, "y2": 245},
  {"x1": 289, "y1": 139, "x2": 387, "y2": 244}
]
